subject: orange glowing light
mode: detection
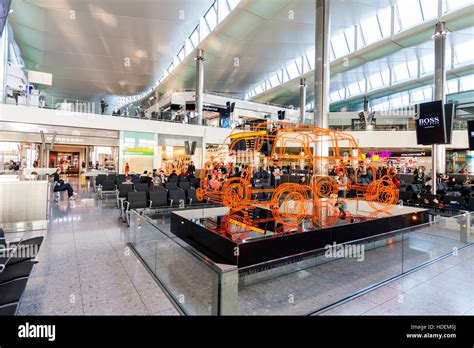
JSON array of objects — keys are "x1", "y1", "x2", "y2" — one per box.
[{"x1": 198, "y1": 121, "x2": 399, "y2": 239}]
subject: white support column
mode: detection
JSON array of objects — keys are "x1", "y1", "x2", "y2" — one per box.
[
  {"x1": 119, "y1": 131, "x2": 125, "y2": 175},
  {"x1": 314, "y1": 0, "x2": 331, "y2": 174},
  {"x1": 153, "y1": 133, "x2": 160, "y2": 171},
  {"x1": 299, "y1": 78, "x2": 307, "y2": 124},
  {"x1": 195, "y1": 49, "x2": 205, "y2": 126},
  {"x1": 432, "y1": 21, "x2": 448, "y2": 194}
]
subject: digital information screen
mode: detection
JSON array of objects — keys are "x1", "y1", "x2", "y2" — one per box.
[
  {"x1": 416, "y1": 100, "x2": 447, "y2": 145},
  {"x1": 467, "y1": 120, "x2": 474, "y2": 151}
]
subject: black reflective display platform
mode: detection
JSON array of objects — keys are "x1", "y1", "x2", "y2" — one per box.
[{"x1": 169, "y1": 203, "x2": 431, "y2": 268}]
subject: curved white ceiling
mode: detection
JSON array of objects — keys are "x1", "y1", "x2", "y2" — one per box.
[{"x1": 9, "y1": 0, "x2": 214, "y2": 100}]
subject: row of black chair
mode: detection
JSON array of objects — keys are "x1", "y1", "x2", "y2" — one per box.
[
  {"x1": 398, "y1": 189, "x2": 474, "y2": 210},
  {"x1": 98, "y1": 174, "x2": 201, "y2": 199},
  {"x1": 0, "y1": 229, "x2": 44, "y2": 316},
  {"x1": 121, "y1": 189, "x2": 206, "y2": 225}
]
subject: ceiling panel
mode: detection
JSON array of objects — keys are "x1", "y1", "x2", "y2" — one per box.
[{"x1": 10, "y1": 0, "x2": 214, "y2": 99}]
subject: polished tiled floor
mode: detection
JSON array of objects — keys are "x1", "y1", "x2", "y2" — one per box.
[
  {"x1": 321, "y1": 244, "x2": 474, "y2": 315},
  {"x1": 18, "y1": 179, "x2": 178, "y2": 315},
  {"x1": 17, "y1": 178, "x2": 474, "y2": 316}
]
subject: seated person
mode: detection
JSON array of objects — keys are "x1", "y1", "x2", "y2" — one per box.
[
  {"x1": 140, "y1": 172, "x2": 154, "y2": 186},
  {"x1": 52, "y1": 168, "x2": 76, "y2": 200},
  {"x1": 447, "y1": 176, "x2": 457, "y2": 188},
  {"x1": 209, "y1": 175, "x2": 220, "y2": 190},
  {"x1": 159, "y1": 170, "x2": 167, "y2": 183},
  {"x1": 412, "y1": 173, "x2": 424, "y2": 184},
  {"x1": 422, "y1": 177, "x2": 432, "y2": 193},
  {"x1": 122, "y1": 176, "x2": 133, "y2": 185}
]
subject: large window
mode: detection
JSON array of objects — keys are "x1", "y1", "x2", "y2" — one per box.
[
  {"x1": 377, "y1": 7, "x2": 392, "y2": 38},
  {"x1": 393, "y1": 63, "x2": 410, "y2": 82},
  {"x1": 369, "y1": 72, "x2": 384, "y2": 90},
  {"x1": 332, "y1": 31, "x2": 349, "y2": 58},
  {"x1": 397, "y1": 0, "x2": 423, "y2": 30},
  {"x1": 361, "y1": 16, "x2": 382, "y2": 45}
]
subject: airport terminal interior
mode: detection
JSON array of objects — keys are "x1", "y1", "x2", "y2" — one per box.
[{"x1": 0, "y1": 0, "x2": 473, "y2": 318}]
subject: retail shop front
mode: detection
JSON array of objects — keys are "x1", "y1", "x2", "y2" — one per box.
[
  {"x1": 157, "y1": 134, "x2": 203, "y2": 174},
  {"x1": 0, "y1": 122, "x2": 119, "y2": 175},
  {"x1": 120, "y1": 131, "x2": 157, "y2": 175},
  {"x1": 359, "y1": 150, "x2": 432, "y2": 174}
]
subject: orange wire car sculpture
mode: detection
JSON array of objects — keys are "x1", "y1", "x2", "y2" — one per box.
[{"x1": 196, "y1": 121, "x2": 399, "y2": 241}]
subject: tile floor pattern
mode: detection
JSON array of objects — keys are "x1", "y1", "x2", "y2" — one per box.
[
  {"x1": 16, "y1": 178, "x2": 473, "y2": 316},
  {"x1": 18, "y1": 179, "x2": 179, "y2": 315},
  {"x1": 321, "y1": 244, "x2": 474, "y2": 315}
]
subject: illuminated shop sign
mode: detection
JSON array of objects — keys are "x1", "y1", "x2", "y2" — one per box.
[
  {"x1": 123, "y1": 148, "x2": 154, "y2": 156},
  {"x1": 45, "y1": 136, "x2": 84, "y2": 143},
  {"x1": 366, "y1": 151, "x2": 392, "y2": 161}
]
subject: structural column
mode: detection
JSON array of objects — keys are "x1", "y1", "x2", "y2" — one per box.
[
  {"x1": 0, "y1": 19, "x2": 8, "y2": 104},
  {"x1": 432, "y1": 21, "x2": 448, "y2": 194},
  {"x1": 299, "y1": 78, "x2": 307, "y2": 124},
  {"x1": 314, "y1": 0, "x2": 331, "y2": 173},
  {"x1": 195, "y1": 49, "x2": 205, "y2": 126}
]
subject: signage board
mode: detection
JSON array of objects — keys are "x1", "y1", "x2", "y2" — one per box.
[
  {"x1": 123, "y1": 147, "x2": 154, "y2": 156},
  {"x1": 468, "y1": 120, "x2": 474, "y2": 151},
  {"x1": 415, "y1": 100, "x2": 447, "y2": 145}
]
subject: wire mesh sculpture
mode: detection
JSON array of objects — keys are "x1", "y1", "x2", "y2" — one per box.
[{"x1": 197, "y1": 121, "x2": 399, "y2": 240}]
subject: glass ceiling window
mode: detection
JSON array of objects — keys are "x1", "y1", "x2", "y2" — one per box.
[
  {"x1": 200, "y1": 17, "x2": 211, "y2": 41},
  {"x1": 118, "y1": 0, "x2": 242, "y2": 109},
  {"x1": 330, "y1": 90, "x2": 342, "y2": 102},
  {"x1": 247, "y1": 1, "x2": 471, "y2": 102},
  {"x1": 185, "y1": 38, "x2": 193, "y2": 56},
  {"x1": 269, "y1": 73, "x2": 280, "y2": 88},
  {"x1": 306, "y1": 49, "x2": 315, "y2": 70},
  {"x1": 205, "y1": 5, "x2": 218, "y2": 30},
  {"x1": 380, "y1": 69, "x2": 391, "y2": 85},
  {"x1": 422, "y1": 86, "x2": 433, "y2": 99},
  {"x1": 377, "y1": 7, "x2": 392, "y2": 38},
  {"x1": 446, "y1": 0, "x2": 473, "y2": 11},
  {"x1": 390, "y1": 95, "x2": 404, "y2": 108},
  {"x1": 397, "y1": 0, "x2": 423, "y2": 30},
  {"x1": 421, "y1": 53, "x2": 434, "y2": 75},
  {"x1": 373, "y1": 98, "x2": 390, "y2": 111},
  {"x1": 454, "y1": 40, "x2": 474, "y2": 65},
  {"x1": 360, "y1": 15, "x2": 382, "y2": 45},
  {"x1": 348, "y1": 81, "x2": 361, "y2": 96},
  {"x1": 177, "y1": 47, "x2": 185, "y2": 62},
  {"x1": 190, "y1": 28, "x2": 199, "y2": 48},
  {"x1": 287, "y1": 61, "x2": 300, "y2": 80},
  {"x1": 460, "y1": 75, "x2": 474, "y2": 91},
  {"x1": 332, "y1": 31, "x2": 349, "y2": 58},
  {"x1": 447, "y1": 79, "x2": 459, "y2": 93},
  {"x1": 407, "y1": 59, "x2": 419, "y2": 78},
  {"x1": 217, "y1": 0, "x2": 231, "y2": 22},
  {"x1": 419, "y1": 0, "x2": 438, "y2": 21},
  {"x1": 369, "y1": 72, "x2": 384, "y2": 90},
  {"x1": 344, "y1": 27, "x2": 355, "y2": 53},
  {"x1": 411, "y1": 88, "x2": 426, "y2": 102},
  {"x1": 227, "y1": 0, "x2": 240, "y2": 10}
]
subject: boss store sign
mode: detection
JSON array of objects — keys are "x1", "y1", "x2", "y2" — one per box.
[{"x1": 415, "y1": 100, "x2": 454, "y2": 145}]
